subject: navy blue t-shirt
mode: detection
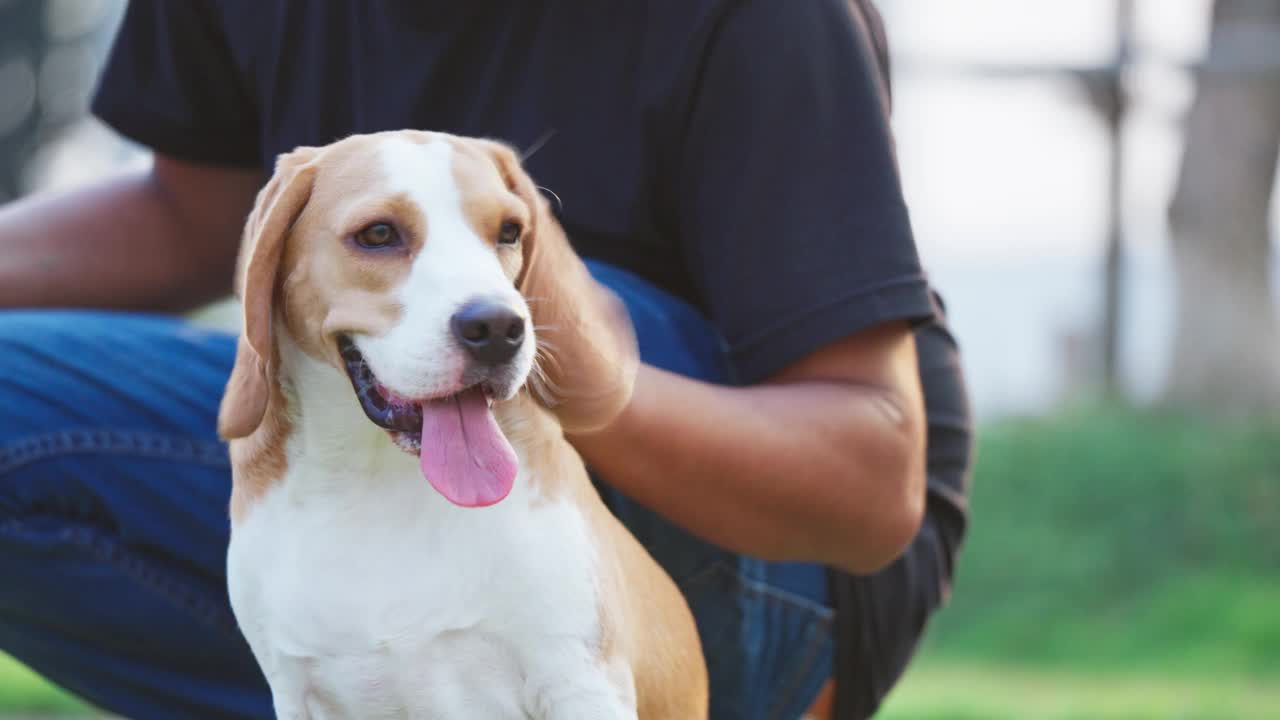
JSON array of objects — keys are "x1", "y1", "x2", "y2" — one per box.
[
  {"x1": 91, "y1": 0, "x2": 937, "y2": 385},
  {"x1": 92, "y1": 2, "x2": 971, "y2": 716}
]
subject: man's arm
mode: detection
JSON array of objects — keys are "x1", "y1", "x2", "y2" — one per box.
[
  {"x1": 0, "y1": 155, "x2": 260, "y2": 311},
  {"x1": 570, "y1": 320, "x2": 926, "y2": 575},
  {"x1": 561, "y1": 0, "x2": 935, "y2": 576}
]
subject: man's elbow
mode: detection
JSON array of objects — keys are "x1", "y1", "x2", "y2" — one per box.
[
  {"x1": 832, "y1": 478, "x2": 924, "y2": 575},
  {"x1": 832, "y1": 400, "x2": 927, "y2": 574},
  {"x1": 859, "y1": 469, "x2": 926, "y2": 573}
]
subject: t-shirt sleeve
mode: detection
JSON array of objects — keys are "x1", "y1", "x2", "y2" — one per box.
[
  {"x1": 91, "y1": 0, "x2": 260, "y2": 167},
  {"x1": 673, "y1": 0, "x2": 935, "y2": 384}
]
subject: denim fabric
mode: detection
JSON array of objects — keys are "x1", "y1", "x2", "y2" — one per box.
[{"x1": 0, "y1": 261, "x2": 831, "y2": 720}]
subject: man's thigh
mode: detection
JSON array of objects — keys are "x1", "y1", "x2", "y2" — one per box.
[{"x1": 0, "y1": 310, "x2": 271, "y2": 720}]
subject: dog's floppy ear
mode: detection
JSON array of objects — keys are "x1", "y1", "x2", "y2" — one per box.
[
  {"x1": 217, "y1": 147, "x2": 318, "y2": 440},
  {"x1": 481, "y1": 140, "x2": 543, "y2": 289}
]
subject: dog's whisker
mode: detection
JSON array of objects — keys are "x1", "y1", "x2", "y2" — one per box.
[
  {"x1": 534, "y1": 352, "x2": 562, "y2": 380},
  {"x1": 535, "y1": 340, "x2": 565, "y2": 371},
  {"x1": 528, "y1": 345, "x2": 568, "y2": 402},
  {"x1": 530, "y1": 359, "x2": 550, "y2": 389},
  {"x1": 529, "y1": 371, "x2": 564, "y2": 408},
  {"x1": 535, "y1": 185, "x2": 563, "y2": 215},
  {"x1": 528, "y1": 382, "x2": 554, "y2": 408},
  {"x1": 526, "y1": 355, "x2": 563, "y2": 407},
  {"x1": 519, "y1": 128, "x2": 557, "y2": 161},
  {"x1": 535, "y1": 352, "x2": 562, "y2": 374}
]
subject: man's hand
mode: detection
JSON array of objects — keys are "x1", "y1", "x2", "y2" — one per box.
[
  {"x1": 518, "y1": 198, "x2": 640, "y2": 435},
  {"x1": 569, "y1": 321, "x2": 927, "y2": 575},
  {"x1": 0, "y1": 154, "x2": 260, "y2": 311}
]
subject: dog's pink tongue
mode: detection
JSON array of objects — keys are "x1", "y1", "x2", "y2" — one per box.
[{"x1": 418, "y1": 388, "x2": 517, "y2": 507}]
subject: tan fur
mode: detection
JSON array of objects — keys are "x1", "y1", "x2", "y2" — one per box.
[
  {"x1": 226, "y1": 338, "x2": 290, "y2": 523},
  {"x1": 220, "y1": 130, "x2": 707, "y2": 716},
  {"x1": 513, "y1": 190, "x2": 639, "y2": 434},
  {"x1": 219, "y1": 147, "x2": 318, "y2": 520}
]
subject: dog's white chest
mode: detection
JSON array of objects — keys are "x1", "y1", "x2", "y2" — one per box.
[{"x1": 227, "y1": 456, "x2": 624, "y2": 719}]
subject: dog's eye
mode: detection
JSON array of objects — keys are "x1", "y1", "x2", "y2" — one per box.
[
  {"x1": 355, "y1": 223, "x2": 400, "y2": 249},
  {"x1": 497, "y1": 221, "x2": 522, "y2": 246}
]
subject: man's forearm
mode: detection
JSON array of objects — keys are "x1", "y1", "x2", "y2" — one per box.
[
  {"x1": 569, "y1": 362, "x2": 927, "y2": 575},
  {"x1": 0, "y1": 158, "x2": 259, "y2": 312}
]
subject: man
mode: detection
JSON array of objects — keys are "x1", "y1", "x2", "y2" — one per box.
[{"x1": 0, "y1": 1, "x2": 972, "y2": 718}]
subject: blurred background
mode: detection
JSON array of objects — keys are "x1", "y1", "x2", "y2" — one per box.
[{"x1": 1, "y1": 0, "x2": 1277, "y2": 717}]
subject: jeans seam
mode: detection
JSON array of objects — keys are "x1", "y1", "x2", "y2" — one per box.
[
  {"x1": 0, "y1": 516, "x2": 240, "y2": 634},
  {"x1": 683, "y1": 561, "x2": 837, "y2": 620},
  {"x1": 766, "y1": 620, "x2": 831, "y2": 720},
  {"x1": 0, "y1": 429, "x2": 230, "y2": 477},
  {"x1": 0, "y1": 429, "x2": 237, "y2": 634},
  {"x1": 673, "y1": 556, "x2": 725, "y2": 589}
]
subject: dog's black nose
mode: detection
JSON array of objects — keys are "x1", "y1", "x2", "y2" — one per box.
[{"x1": 451, "y1": 299, "x2": 525, "y2": 365}]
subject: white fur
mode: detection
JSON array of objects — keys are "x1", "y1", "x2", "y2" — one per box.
[{"x1": 226, "y1": 138, "x2": 634, "y2": 719}]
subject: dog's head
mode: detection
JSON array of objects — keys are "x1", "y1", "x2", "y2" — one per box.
[{"x1": 218, "y1": 130, "x2": 546, "y2": 507}]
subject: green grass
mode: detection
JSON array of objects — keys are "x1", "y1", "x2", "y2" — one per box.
[
  {"x1": 920, "y1": 571, "x2": 1280, "y2": 679},
  {"x1": 874, "y1": 404, "x2": 1280, "y2": 718},
  {"x1": 0, "y1": 654, "x2": 94, "y2": 715},
  {"x1": 879, "y1": 660, "x2": 1280, "y2": 720},
  {"x1": 921, "y1": 404, "x2": 1280, "y2": 677}
]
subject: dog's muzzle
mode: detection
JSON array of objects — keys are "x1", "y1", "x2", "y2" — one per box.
[{"x1": 336, "y1": 331, "x2": 524, "y2": 508}]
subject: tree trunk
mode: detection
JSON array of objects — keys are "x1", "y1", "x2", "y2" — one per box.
[{"x1": 1166, "y1": 0, "x2": 1280, "y2": 415}]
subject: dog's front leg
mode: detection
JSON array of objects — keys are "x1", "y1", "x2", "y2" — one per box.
[
  {"x1": 527, "y1": 689, "x2": 637, "y2": 720},
  {"x1": 265, "y1": 665, "x2": 329, "y2": 720},
  {"x1": 271, "y1": 701, "x2": 311, "y2": 720},
  {"x1": 521, "y1": 650, "x2": 637, "y2": 720},
  {"x1": 271, "y1": 690, "x2": 342, "y2": 720},
  {"x1": 267, "y1": 687, "x2": 313, "y2": 720},
  {"x1": 269, "y1": 688, "x2": 321, "y2": 720}
]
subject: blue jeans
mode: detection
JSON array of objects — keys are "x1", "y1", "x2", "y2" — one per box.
[{"x1": 0, "y1": 262, "x2": 832, "y2": 720}]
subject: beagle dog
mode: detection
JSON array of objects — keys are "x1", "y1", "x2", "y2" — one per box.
[{"x1": 218, "y1": 130, "x2": 708, "y2": 719}]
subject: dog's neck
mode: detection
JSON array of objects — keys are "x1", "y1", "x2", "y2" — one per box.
[{"x1": 277, "y1": 334, "x2": 395, "y2": 478}]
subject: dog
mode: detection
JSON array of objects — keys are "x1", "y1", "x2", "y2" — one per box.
[{"x1": 217, "y1": 130, "x2": 708, "y2": 719}]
